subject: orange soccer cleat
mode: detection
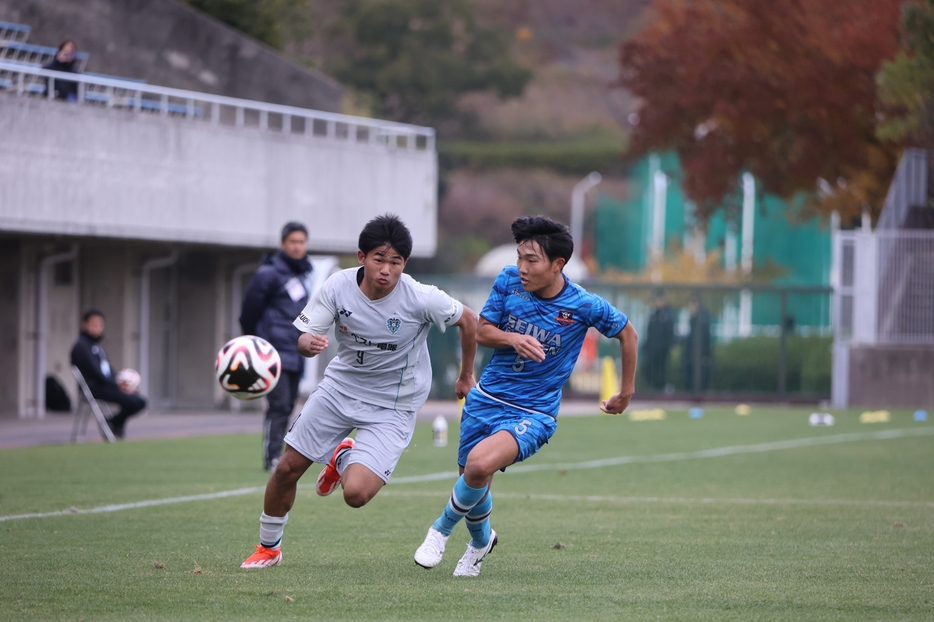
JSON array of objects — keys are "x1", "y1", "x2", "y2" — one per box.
[
  {"x1": 240, "y1": 544, "x2": 282, "y2": 568},
  {"x1": 316, "y1": 437, "x2": 355, "y2": 496}
]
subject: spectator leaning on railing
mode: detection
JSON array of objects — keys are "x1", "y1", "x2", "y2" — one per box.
[{"x1": 42, "y1": 39, "x2": 80, "y2": 101}]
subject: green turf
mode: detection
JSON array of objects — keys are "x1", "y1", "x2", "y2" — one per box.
[{"x1": 1, "y1": 406, "x2": 932, "y2": 621}]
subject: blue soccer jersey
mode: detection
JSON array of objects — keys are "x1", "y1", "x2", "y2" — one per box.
[{"x1": 475, "y1": 266, "x2": 628, "y2": 418}]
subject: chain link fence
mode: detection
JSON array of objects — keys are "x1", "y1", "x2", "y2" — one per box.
[{"x1": 421, "y1": 277, "x2": 833, "y2": 403}]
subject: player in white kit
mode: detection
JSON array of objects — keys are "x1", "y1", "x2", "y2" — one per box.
[{"x1": 242, "y1": 214, "x2": 478, "y2": 569}]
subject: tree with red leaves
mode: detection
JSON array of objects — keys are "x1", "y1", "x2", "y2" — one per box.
[{"x1": 617, "y1": 0, "x2": 903, "y2": 223}]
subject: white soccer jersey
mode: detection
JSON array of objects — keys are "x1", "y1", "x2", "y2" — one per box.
[{"x1": 293, "y1": 267, "x2": 464, "y2": 411}]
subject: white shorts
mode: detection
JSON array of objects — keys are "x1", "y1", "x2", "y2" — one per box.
[{"x1": 284, "y1": 381, "x2": 417, "y2": 483}]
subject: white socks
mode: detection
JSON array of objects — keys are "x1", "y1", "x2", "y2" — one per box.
[{"x1": 259, "y1": 512, "x2": 288, "y2": 549}]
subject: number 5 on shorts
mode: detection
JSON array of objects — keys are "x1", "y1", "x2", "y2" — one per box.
[{"x1": 514, "y1": 419, "x2": 532, "y2": 435}]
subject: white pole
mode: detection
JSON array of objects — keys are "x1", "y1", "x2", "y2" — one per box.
[
  {"x1": 739, "y1": 172, "x2": 755, "y2": 336},
  {"x1": 651, "y1": 169, "x2": 668, "y2": 282},
  {"x1": 570, "y1": 171, "x2": 602, "y2": 245},
  {"x1": 741, "y1": 172, "x2": 755, "y2": 275}
]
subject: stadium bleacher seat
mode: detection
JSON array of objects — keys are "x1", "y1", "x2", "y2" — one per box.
[
  {"x1": 0, "y1": 20, "x2": 30, "y2": 46},
  {"x1": 0, "y1": 40, "x2": 89, "y2": 71},
  {"x1": 0, "y1": 24, "x2": 201, "y2": 116}
]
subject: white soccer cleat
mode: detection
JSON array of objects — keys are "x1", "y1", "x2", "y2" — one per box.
[
  {"x1": 414, "y1": 526, "x2": 449, "y2": 568},
  {"x1": 452, "y1": 529, "x2": 498, "y2": 577}
]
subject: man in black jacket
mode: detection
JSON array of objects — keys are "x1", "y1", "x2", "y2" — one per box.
[
  {"x1": 642, "y1": 289, "x2": 675, "y2": 391},
  {"x1": 240, "y1": 222, "x2": 313, "y2": 470},
  {"x1": 70, "y1": 309, "x2": 146, "y2": 438},
  {"x1": 43, "y1": 40, "x2": 80, "y2": 102}
]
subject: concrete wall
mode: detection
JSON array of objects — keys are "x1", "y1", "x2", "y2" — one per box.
[
  {"x1": 3, "y1": 235, "x2": 273, "y2": 417},
  {"x1": 0, "y1": 96, "x2": 439, "y2": 256},
  {"x1": 0, "y1": 0, "x2": 342, "y2": 111},
  {"x1": 847, "y1": 345, "x2": 934, "y2": 408}
]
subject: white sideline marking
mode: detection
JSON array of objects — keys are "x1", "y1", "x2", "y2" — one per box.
[
  {"x1": 0, "y1": 487, "x2": 263, "y2": 522},
  {"x1": 379, "y1": 490, "x2": 934, "y2": 509},
  {"x1": 3, "y1": 427, "x2": 932, "y2": 522},
  {"x1": 389, "y1": 426, "x2": 934, "y2": 483}
]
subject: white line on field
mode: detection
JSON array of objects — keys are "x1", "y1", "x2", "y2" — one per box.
[
  {"x1": 389, "y1": 426, "x2": 934, "y2": 483},
  {"x1": 377, "y1": 490, "x2": 934, "y2": 509},
  {"x1": 2, "y1": 426, "x2": 932, "y2": 522},
  {"x1": 0, "y1": 487, "x2": 264, "y2": 522}
]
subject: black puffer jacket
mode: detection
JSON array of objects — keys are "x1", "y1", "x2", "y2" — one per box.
[
  {"x1": 239, "y1": 250, "x2": 312, "y2": 373},
  {"x1": 70, "y1": 331, "x2": 120, "y2": 392}
]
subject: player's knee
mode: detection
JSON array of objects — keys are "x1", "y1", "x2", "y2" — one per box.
[
  {"x1": 270, "y1": 458, "x2": 302, "y2": 487},
  {"x1": 341, "y1": 484, "x2": 374, "y2": 508},
  {"x1": 463, "y1": 456, "x2": 497, "y2": 485}
]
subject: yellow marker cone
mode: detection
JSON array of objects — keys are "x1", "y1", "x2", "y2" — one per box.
[
  {"x1": 859, "y1": 410, "x2": 890, "y2": 423},
  {"x1": 600, "y1": 356, "x2": 618, "y2": 405}
]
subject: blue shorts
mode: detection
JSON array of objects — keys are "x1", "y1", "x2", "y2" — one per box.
[{"x1": 457, "y1": 387, "x2": 557, "y2": 469}]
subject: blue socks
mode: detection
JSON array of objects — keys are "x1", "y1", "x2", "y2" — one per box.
[
  {"x1": 432, "y1": 475, "x2": 488, "y2": 537},
  {"x1": 465, "y1": 490, "x2": 493, "y2": 548}
]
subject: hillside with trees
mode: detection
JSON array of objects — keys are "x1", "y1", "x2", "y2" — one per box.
[{"x1": 185, "y1": 0, "x2": 926, "y2": 271}]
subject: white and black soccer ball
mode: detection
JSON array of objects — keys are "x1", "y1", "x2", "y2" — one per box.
[
  {"x1": 215, "y1": 335, "x2": 281, "y2": 400},
  {"x1": 116, "y1": 368, "x2": 141, "y2": 393}
]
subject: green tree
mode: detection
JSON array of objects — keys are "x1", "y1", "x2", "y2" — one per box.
[
  {"x1": 328, "y1": 0, "x2": 531, "y2": 126},
  {"x1": 877, "y1": 0, "x2": 934, "y2": 145},
  {"x1": 184, "y1": 0, "x2": 299, "y2": 50}
]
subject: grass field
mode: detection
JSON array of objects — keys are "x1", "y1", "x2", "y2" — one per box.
[{"x1": 1, "y1": 405, "x2": 932, "y2": 621}]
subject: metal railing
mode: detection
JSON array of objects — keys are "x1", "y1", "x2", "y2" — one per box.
[
  {"x1": 423, "y1": 276, "x2": 834, "y2": 400},
  {"x1": 877, "y1": 148, "x2": 928, "y2": 230},
  {"x1": 833, "y1": 229, "x2": 934, "y2": 346},
  {"x1": 0, "y1": 20, "x2": 31, "y2": 46},
  {"x1": 0, "y1": 60, "x2": 435, "y2": 151},
  {"x1": 1, "y1": 41, "x2": 91, "y2": 72}
]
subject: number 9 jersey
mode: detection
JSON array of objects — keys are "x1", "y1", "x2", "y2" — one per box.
[{"x1": 293, "y1": 267, "x2": 464, "y2": 412}]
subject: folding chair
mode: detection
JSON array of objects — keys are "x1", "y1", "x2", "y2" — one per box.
[{"x1": 71, "y1": 365, "x2": 116, "y2": 443}]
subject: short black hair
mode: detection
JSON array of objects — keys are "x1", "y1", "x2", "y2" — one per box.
[
  {"x1": 511, "y1": 216, "x2": 573, "y2": 265},
  {"x1": 358, "y1": 214, "x2": 413, "y2": 260},
  {"x1": 82, "y1": 308, "x2": 105, "y2": 322},
  {"x1": 280, "y1": 221, "x2": 308, "y2": 242}
]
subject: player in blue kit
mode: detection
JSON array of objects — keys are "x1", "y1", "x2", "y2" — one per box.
[{"x1": 414, "y1": 215, "x2": 638, "y2": 577}]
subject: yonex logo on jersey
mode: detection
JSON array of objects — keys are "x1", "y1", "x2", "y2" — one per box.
[
  {"x1": 556, "y1": 310, "x2": 575, "y2": 325},
  {"x1": 339, "y1": 308, "x2": 353, "y2": 317},
  {"x1": 387, "y1": 317, "x2": 401, "y2": 333}
]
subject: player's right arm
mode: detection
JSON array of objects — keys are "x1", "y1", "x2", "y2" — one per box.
[
  {"x1": 293, "y1": 275, "x2": 337, "y2": 358},
  {"x1": 477, "y1": 316, "x2": 545, "y2": 363}
]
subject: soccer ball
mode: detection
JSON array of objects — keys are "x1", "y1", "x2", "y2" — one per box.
[
  {"x1": 215, "y1": 335, "x2": 281, "y2": 400},
  {"x1": 116, "y1": 368, "x2": 141, "y2": 393}
]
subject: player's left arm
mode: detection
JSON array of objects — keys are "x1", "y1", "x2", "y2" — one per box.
[
  {"x1": 600, "y1": 321, "x2": 638, "y2": 414},
  {"x1": 451, "y1": 305, "x2": 478, "y2": 399}
]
